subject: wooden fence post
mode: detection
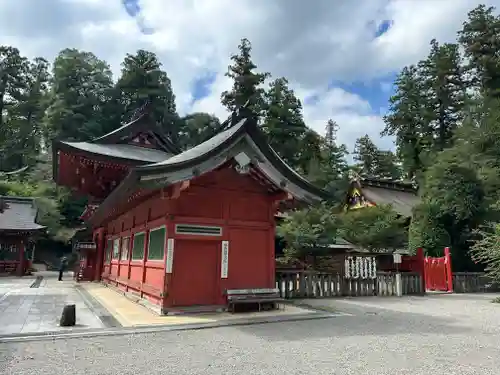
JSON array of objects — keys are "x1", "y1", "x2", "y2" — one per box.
[
  {"x1": 444, "y1": 247, "x2": 453, "y2": 293},
  {"x1": 416, "y1": 247, "x2": 426, "y2": 293}
]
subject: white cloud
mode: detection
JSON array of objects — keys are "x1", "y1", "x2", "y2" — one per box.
[{"x1": 1, "y1": 0, "x2": 499, "y2": 151}]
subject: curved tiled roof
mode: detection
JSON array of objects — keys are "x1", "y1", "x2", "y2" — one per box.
[
  {"x1": 0, "y1": 196, "x2": 45, "y2": 232},
  {"x1": 88, "y1": 116, "x2": 330, "y2": 226}
]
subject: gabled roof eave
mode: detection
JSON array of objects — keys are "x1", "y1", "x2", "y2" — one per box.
[{"x1": 86, "y1": 116, "x2": 331, "y2": 226}]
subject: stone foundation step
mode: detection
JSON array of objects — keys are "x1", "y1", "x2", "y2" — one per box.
[{"x1": 163, "y1": 305, "x2": 226, "y2": 315}]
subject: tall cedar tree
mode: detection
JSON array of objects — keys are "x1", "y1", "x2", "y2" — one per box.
[
  {"x1": 262, "y1": 77, "x2": 308, "y2": 170},
  {"x1": 324, "y1": 120, "x2": 348, "y2": 179},
  {"x1": 353, "y1": 135, "x2": 401, "y2": 180},
  {"x1": 44, "y1": 48, "x2": 113, "y2": 141},
  {"x1": 458, "y1": 5, "x2": 500, "y2": 98},
  {"x1": 221, "y1": 38, "x2": 270, "y2": 118},
  {"x1": 307, "y1": 119, "x2": 349, "y2": 200},
  {"x1": 383, "y1": 66, "x2": 430, "y2": 180},
  {"x1": 0, "y1": 46, "x2": 30, "y2": 171},
  {"x1": 116, "y1": 50, "x2": 179, "y2": 145},
  {"x1": 15, "y1": 57, "x2": 51, "y2": 162},
  {"x1": 418, "y1": 39, "x2": 465, "y2": 151}
]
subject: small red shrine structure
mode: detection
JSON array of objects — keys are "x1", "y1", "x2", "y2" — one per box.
[
  {"x1": 53, "y1": 107, "x2": 327, "y2": 313},
  {"x1": 0, "y1": 196, "x2": 45, "y2": 276}
]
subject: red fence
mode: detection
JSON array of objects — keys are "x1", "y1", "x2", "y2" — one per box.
[
  {"x1": 383, "y1": 247, "x2": 453, "y2": 293},
  {"x1": 424, "y1": 247, "x2": 453, "y2": 292}
]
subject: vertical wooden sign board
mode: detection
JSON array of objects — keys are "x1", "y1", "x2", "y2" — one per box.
[
  {"x1": 221, "y1": 240, "x2": 229, "y2": 279},
  {"x1": 166, "y1": 238, "x2": 174, "y2": 274}
]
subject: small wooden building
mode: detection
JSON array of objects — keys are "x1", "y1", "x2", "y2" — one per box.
[
  {"x1": 0, "y1": 196, "x2": 45, "y2": 276},
  {"x1": 53, "y1": 109, "x2": 327, "y2": 312}
]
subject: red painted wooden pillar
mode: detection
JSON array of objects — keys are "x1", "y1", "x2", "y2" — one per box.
[
  {"x1": 268, "y1": 223, "x2": 276, "y2": 289},
  {"x1": 416, "y1": 247, "x2": 426, "y2": 293},
  {"x1": 17, "y1": 240, "x2": 25, "y2": 276},
  {"x1": 140, "y1": 225, "x2": 150, "y2": 299},
  {"x1": 444, "y1": 247, "x2": 453, "y2": 292},
  {"x1": 94, "y1": 227, "x2": 105, "y2": 281}
]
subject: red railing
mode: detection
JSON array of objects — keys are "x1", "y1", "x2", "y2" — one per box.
[{"x1": 424, "y1": 247, "x2": 453, "y2": 292}]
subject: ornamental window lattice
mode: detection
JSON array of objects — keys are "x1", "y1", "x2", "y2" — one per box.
[{"x1": 344, "y1": 256, "x2": 377, "y2": 279}]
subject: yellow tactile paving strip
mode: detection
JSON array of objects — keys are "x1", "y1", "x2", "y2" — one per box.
[{"x1": 81, "y1": 283, "x2": 314, "y2": 327}]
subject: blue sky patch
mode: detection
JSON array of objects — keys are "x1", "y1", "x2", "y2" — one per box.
[
  {"x1": 329, "y1": 73, "x2": 397, "y2": 116},
  {"x1": 191, "y1": 72, "x2": 218, "y2": 104},
  {"x1": 122, "y1": 0, "x2": 140, "y2": 17},
  {"x1": 374, "y1": 19, "x2": 393, "y2": 38}
]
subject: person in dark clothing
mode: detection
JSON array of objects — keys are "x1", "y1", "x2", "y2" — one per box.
[{"x1": 58, "y1": 256, "x2": 67, "y2": 281}]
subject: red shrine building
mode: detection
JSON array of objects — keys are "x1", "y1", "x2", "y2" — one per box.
[
  {"x1": 53, "y1": 108, "x2": 327, "y2": 313},
  {"x1": 0, "y1": 197, "x2": 45, "y2": 276}
]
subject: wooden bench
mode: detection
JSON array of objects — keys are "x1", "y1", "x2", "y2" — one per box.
[{"x1": 226, "y1": 288, "x2": 283, "y2": 313}]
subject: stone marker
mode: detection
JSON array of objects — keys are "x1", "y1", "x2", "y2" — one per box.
[{"x1": 59, "y1": 304, "x2": 76, "y2": 326}]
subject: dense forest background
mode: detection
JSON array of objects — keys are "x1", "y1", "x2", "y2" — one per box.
[{"x1": 3, "y1": 4, "x2": 500, "y2": 275}]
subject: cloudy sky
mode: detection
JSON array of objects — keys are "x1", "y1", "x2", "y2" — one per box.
[{"x1": 0, "y1": 0, "x2": 497, "y2": 152}]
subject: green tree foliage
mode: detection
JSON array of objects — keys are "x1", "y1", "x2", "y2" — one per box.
[
  {"x1": 307, "y1": 119, "x2": 349, "y2": 200},
  {"x1": 339, "y1": 205, "x2": 408, "y2": 252},
  {"x1": 458, "y1": 5, "x2": 500, "y2": 98},
  {"x1": 409, "y1": 142, "x2": 487, "y2": 269},
  {"x1": 383, "y1": 66, "x2": 429, "y2": 179},
  {"x1": 262, "y1": 77, "x2": 308, "y2": 169},
  {"x1": 383, "y1": 40, "x2": 464, "y2": 180},
  {"x1": 221, "y1": 38, "x2": 270, "y2": 117},
  {"x1": 419, "y1": 40, "x2": 466, "y2": 151},
  {"x1": 178, "y1": 113, "x2": 221, "y2": 149},
  {"x1": 353, "y1": 135, "x2": 402, "y2": 179},
  {"x1": 470, "y1": 222, "x2": 500, "y2": 282},
  {"x1": 276, "y1": 203, "x2": 341, "y2": 258},
  {"x1": 44, "y1": 48, "x2": 113, "y2": 141},
  {"x1": 116, "y1": 49, "x2": 180, "y2": 144},
  {"x1": 0, "y1": 46, "x2": 32, "y2": 171}
]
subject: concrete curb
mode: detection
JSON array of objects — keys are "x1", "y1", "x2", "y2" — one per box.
[
  {"x1": 74, "y1": 284, "x2": 122, "y2": 328},
  {"x1": 0, "y1": 311, "x2": 341, "y2": 343}
]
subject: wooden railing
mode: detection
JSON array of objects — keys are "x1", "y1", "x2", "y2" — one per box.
[
  {"x1": 452, "y1": 272, "x2": 500, "y2": 293},
  {"x1": 275, "y1": 271, "x2": 424, "y2": 299}
]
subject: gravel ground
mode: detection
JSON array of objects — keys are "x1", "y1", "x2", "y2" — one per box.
[{"x1": 1, "y1": 294, "x2": 500, "y2": 375}]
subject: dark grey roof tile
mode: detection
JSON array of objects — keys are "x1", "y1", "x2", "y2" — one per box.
[
  {"x1": 60, "y1": 142, "x2": 172, "y2": 163},
  {"x1": 362, "y1": 186, "x2": 419, "y2": 217},
  {"x1": 139, "y1": 119, "x2": 246, "y2": 169},
  {"x1": 0, "y1": 197, "x2": 45, "y2": 231}
]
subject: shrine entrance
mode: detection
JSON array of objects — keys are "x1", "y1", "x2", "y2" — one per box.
[
  {"x1": 74, "y1": 242, "x2": 97, "y2": 282},
  {"x1": 424, "y1": 247, "x2": 453, "y2": 292}
]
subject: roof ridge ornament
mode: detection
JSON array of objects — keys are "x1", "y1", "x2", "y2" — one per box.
[{"x1": 202, "y1": 100, "x2": 253, "y2": 141}]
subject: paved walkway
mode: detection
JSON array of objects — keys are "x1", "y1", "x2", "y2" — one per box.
[
  {"x1": 0, "y1": 272, "x2": 104, "y2": 336},
  {"x1": 82, "y1": 283, "x2": 322, "y2": 327}
]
